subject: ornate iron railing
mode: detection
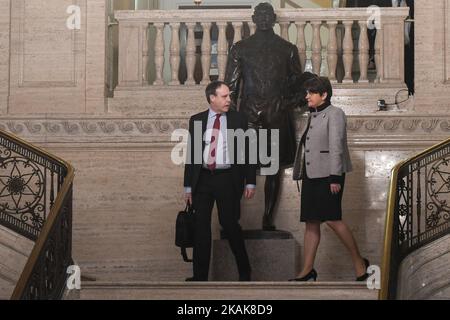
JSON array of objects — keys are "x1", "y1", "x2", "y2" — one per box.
[
  {"x1": 380, "y1": 137, "x2": 450, "y2": 300},
  {"x1": 0, "y1": 129, "x2": 74, "y2": 299}
]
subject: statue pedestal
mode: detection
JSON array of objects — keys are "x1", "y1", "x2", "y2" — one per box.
[{"x1": 211, "y1": 230, "x2": 298, "y2": 281}]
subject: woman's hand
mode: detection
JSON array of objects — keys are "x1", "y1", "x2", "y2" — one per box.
[{"x1": 330, "y1": 183, "x2": 341, "y2": 194}]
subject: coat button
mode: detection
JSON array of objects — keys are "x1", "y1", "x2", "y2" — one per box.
[
  {"x1": 313, "y1": 115, "x2": 317, "y2": 118},
  {"x1": 307, "y1": 137, "x2": 310, "y2": 140},
  {"x1": 306, "y1": 150, "x2": 310, "y2": 153},
  {"x1": 306, "y1": 162, "x2": 310, "y2": 165},
  {"x1": 310, "y1": 126, "x2": 313, "y2": 129}
]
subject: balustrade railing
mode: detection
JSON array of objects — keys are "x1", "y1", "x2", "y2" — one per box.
[
  {"x1": 113, "y1": 8, "x2": 409, "y2": 90},
  {"x1": 380, "y1": 138, "x2": 450, "y2": 299},
  {"x1": 0, "y1": 129, "x2": 74, "y2": 299}
]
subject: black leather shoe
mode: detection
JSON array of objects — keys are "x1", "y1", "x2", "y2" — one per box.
[
  {"x1": 356, "y1": 258, "x2": 370, "y2": 281},
  {"x1": 289, "y1": 269, "x2": 318, "y2": 282},
  {"x1": 185, "y1": 277, "x2": 195, "y2": 281}
]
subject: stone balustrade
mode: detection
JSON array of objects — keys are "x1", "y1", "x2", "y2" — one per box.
[{"x1": 114, "y1": 8, "x2": 409, "y2": 90}]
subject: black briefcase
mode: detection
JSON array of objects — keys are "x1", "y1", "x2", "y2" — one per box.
[{"x1": 175, "y1": 203, "x2": 195, "y2": 262}]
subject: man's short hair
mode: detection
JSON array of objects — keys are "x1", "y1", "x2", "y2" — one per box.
[{"x1": 205, "y1": 80, "x2": 227, "y2": 104}]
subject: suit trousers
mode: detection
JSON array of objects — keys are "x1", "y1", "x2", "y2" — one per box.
[{"x1": 192, "y1": 169, "x2": 251, "y2": 280}]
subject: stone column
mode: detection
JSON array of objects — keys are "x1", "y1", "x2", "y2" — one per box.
[
  {"x1": 169, "y1": 22, "x2": 180, "y2": 85},
  {"x1": 295, "y1": 22, "x2": 307, "y2": 72},
  {"x1": 232, "y1": 22, "x2": 243, "y2": 44},
  {"x1": 200, "y1": 22, "x2": 212, "y2": 85},
  {"x1": 153, "y1": 23, "x2": 165, "y2": 85},
  {"x1": 358, "y1": 21, "x2": 369, "y2": 83},
  {"x1": 216, "y1": 22, "x2": 228, "y2": 81},
  {"x1": 342, "y1": 20, "x2": 354, "y2": 83},
  {"x1": 0, "y1": 0, "x2": 10, "y2": 114},
  {"x1": 280, "y1": 22, "x2": 290, "y2": 41},
  {"x1": 87, "y1": 0, "x2": 107, "y2": 113},
  {"x1": 184, "y1": 23, "x2": 196, "y2": 85},
  {"x1": 249, "y1": 22, "x2": 256, "y2": 35},
  {"x1": 311, "y1": 21, "x2": 322, "y2": 75},
  {"x1": 327, "y1": 21, "x2": 338, "y2": 83}
]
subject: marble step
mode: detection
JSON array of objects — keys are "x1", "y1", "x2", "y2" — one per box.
[
  {"x1": 0, "y1": 225, "x2": 35, "y2": 300},
  {"x1": 0, "y1": 279, "x2": 14, "y2": 300},
  {"x1": 74, "y1": 281, "x2": 379, "y2": 300}
]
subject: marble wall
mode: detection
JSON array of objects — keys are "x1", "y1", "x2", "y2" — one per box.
[
  {"x1": 0, "y1": 0, "x2": 450, "y2": 287},
  {"x1": 3, "y1": 0, "x2": 106, "y2": 114},
  {"x1": 414, "y1": 0, "x2": 450, "y2": 113}
]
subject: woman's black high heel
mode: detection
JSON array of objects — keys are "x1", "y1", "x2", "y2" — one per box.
[
  {"x1": 289, "y1": 269, "x2": 318, "y2": 282},
  {"x1": 356, "y1": 258, "x2": 370, "y2": 281}
]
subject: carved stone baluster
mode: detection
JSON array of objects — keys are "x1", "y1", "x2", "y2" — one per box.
[
  {"x1": 295, "y1": 22, "x2": 307, "y2": 72},
  {"x1": 169, "y1": 22, "x2": 181, "y2": 86},
  {"x1": 249, "y1": 22, "x2": 256, "y2": 35},
  {"x1": 185, "y1": 22, "x2": 196, "y2": 85},
  {"x1": 280, "y1": 22, "x2": 290, "y2": 41},
  {"x1": 142, "y1": 23, "x2": 149, "y2": 85},
  {"x1": 327, "y1": 21, "x2": 338, "y2": 83},
  {"x1": 342, "y1": 20, "x2": 354, "y2": 83},
  {"x1": 358, "y1": 21, "x2": 369, "y2": 83},
  {"x1": 232, "y1": 22, "x2": 243, "y2": 44},
  {"x1": 153, "y1": 23, "x2": 165, "y2": 85},
  {"x1": 311, "y1": 21, "x2": 322, "y2": 75},
  {"x1": 200, "y1": 22, "x2": 212, "y2": 85},
  {"x1": 216, "y1": 22, "x2": 228, "y2": 81},
  {"x1": 375, "y1": 23, "x2": 383, "y2": 83}
]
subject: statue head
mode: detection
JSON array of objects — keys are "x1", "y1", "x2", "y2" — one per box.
[{"x1": 252, "y1": 2, "x2": 276, "y2": 31}]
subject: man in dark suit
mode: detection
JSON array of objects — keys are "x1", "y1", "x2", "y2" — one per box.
[{"x1": 184, "y1": 81, "x2": 256, "y2": 281}]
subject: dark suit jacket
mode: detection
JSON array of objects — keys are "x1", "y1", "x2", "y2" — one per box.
[{"x1": 184, "y1": 109, "x2": 257, "y2": 198}]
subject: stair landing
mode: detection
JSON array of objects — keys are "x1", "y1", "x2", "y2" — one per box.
[{"x1": 74, "y1": 281, "x2": 379, "y2": 300}]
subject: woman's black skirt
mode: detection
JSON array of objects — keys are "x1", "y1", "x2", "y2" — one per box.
[{"x1": 300, "y1": 174, "x2": 345, "y2": 222}]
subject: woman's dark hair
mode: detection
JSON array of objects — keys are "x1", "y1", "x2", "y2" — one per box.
[
  {"x1": 205, "y1": 80, "x2": 227, "y2": 104},
  {"x1": 303, "y1": 75, "x2": 332, "y2": 102}
]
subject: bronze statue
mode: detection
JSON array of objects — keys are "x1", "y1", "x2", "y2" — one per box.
[{"x1": 225, "y1": 2, "x2": 311, "y2": 231}]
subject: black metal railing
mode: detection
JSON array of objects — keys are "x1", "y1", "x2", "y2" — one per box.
[
  {"x1": 0, "y1": 129, "x2": 74, "y2": 299},
  {"x1": 380, "y1": 137, "x2": 450, "y2": 300}
]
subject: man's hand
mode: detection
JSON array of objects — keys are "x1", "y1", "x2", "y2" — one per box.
[
  {"x1": 330, "y1": 183, "x2": 341, "y2": 195},
  {"x1": 185, "y1": 193, "x2": 192, "y2": 205},
  {"x1": 244, "y1": 187, "x2": 256, "y2": 199}
]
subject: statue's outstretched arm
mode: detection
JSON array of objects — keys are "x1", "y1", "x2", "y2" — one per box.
[
  {"x1": 284, "y1": 46, "x2": 314, "y2": 110},
  {"x1": 224, "y1": 45, "x2": 241, "y2": 111}
]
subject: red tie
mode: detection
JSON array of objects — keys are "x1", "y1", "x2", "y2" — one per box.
[{"x1": 207, "y1": 113, "x2": 221, "y2": 171}]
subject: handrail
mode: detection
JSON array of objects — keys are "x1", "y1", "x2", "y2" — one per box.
[
  {"x1": 0, "y1": 129, "x2": 74, "y2": 299},
  {"x1": 379, "y1": 137, "x2": 450, "y2": 300}
]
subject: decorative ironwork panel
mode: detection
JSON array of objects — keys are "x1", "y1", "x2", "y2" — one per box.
[
  {"x1": 19, "y1": 187, "x2": 73, "y2": 300},
  {"x1": 0, "y1": 145, "x2": 62, "y2": 239},
  {"x1": 1, "y1": 130, "x2": 73, "y2": 300},
  {"x1": 427, "y1": 157, "x2": 450, "y2": 228},
  {"x1": 387, "y1": 140, "x2": 450, "y2": 299}
]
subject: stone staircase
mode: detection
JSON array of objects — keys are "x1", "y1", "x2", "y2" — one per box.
[
  {"x1": 73, "y1": 281, "x2": 378, "y2": 300},
  {"x1": 0, "y1": 225, "x2": 34, "y2": 300}
]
